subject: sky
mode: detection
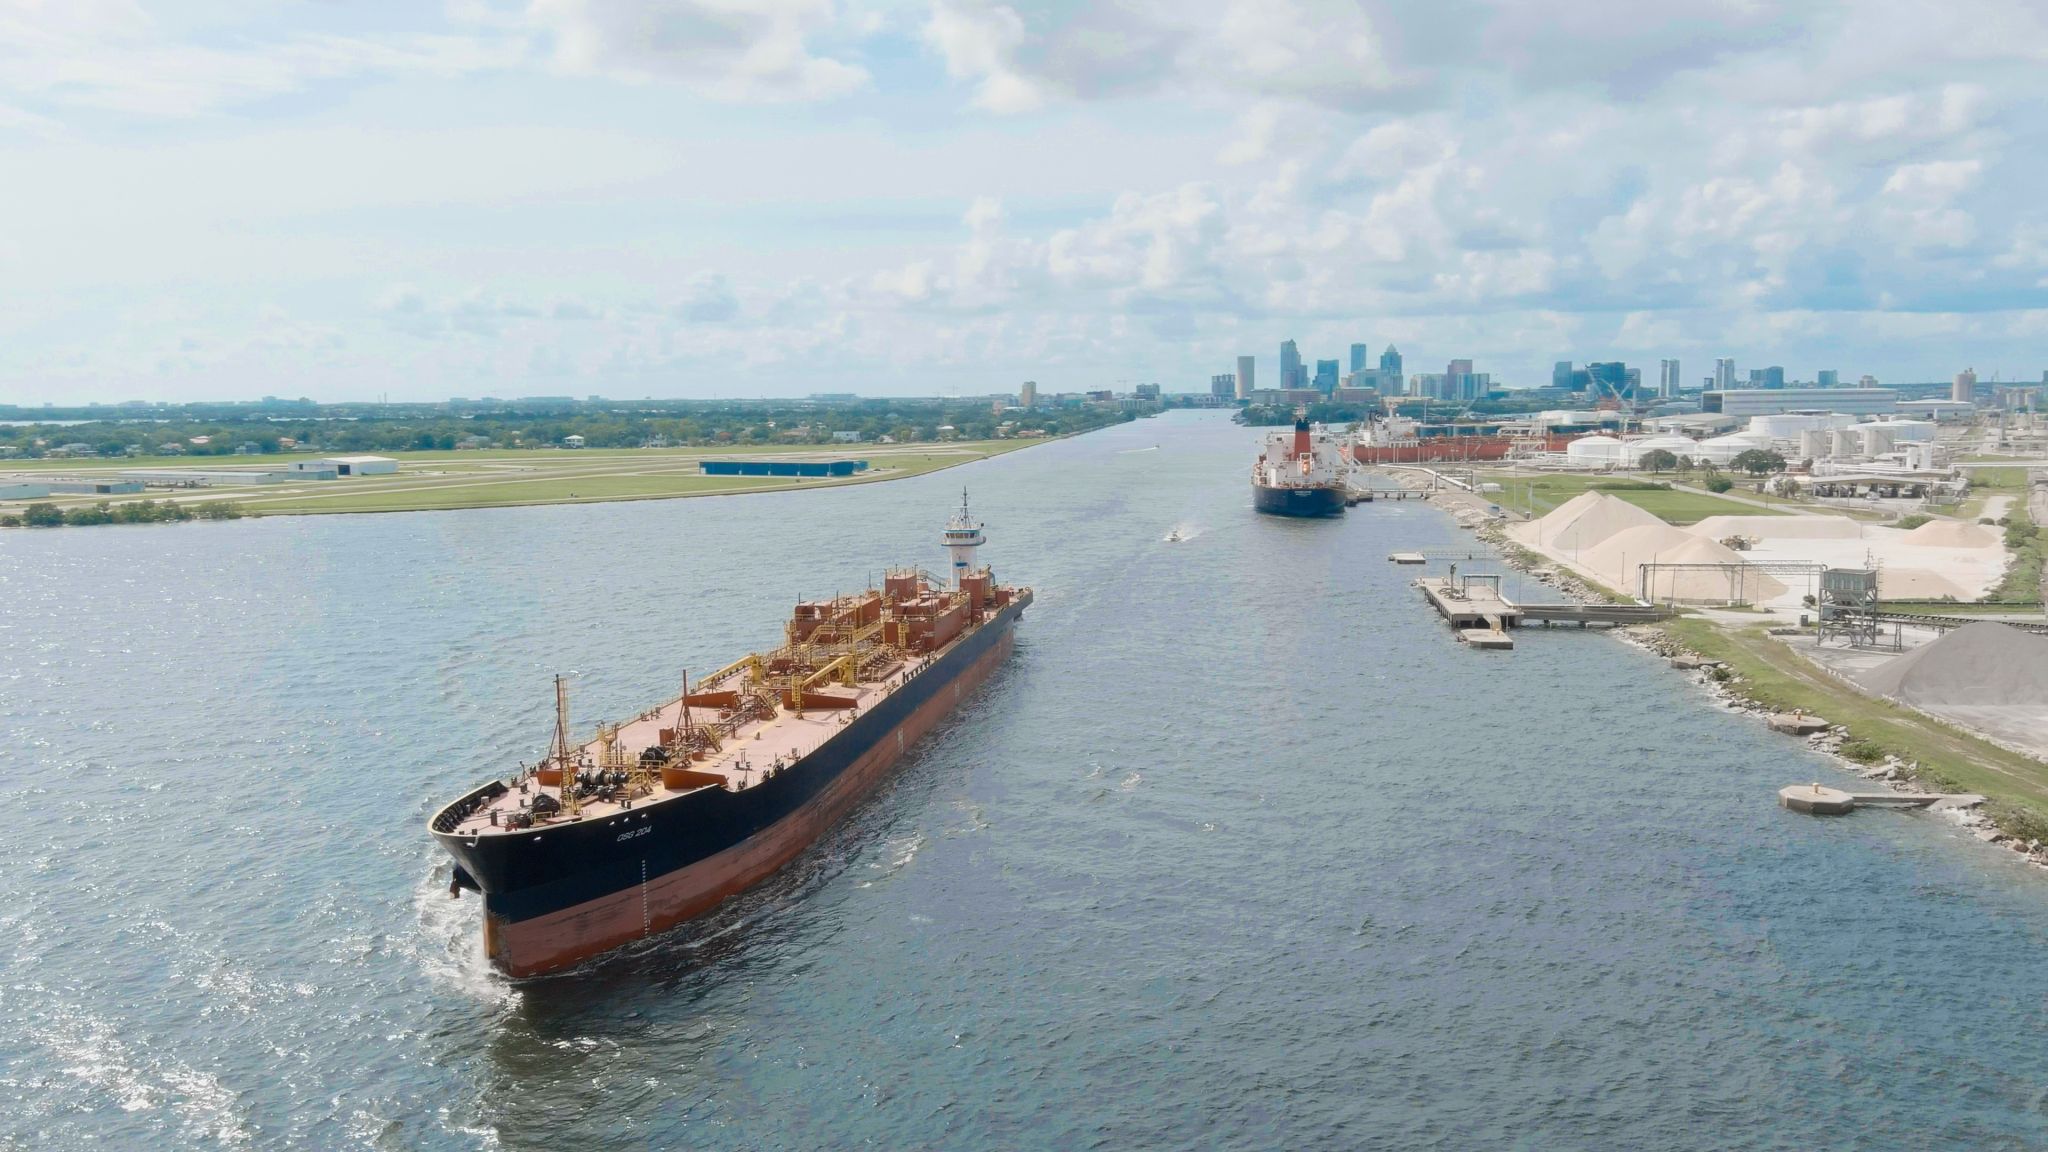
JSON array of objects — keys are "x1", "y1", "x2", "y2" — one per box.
[{"x1": 1, "y1": 0, "x2": 2046, "y2": 404}]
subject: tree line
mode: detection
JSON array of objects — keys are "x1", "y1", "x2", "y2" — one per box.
[
  {"x1": 0, "y1": 398, "x2": 1131, "y2": 459},
  {"x1": 1, "y1": 500, "x2": 244, "y2": 528}
]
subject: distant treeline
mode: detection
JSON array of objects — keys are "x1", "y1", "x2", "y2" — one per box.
[
  {"x1": 1236, "y1": 403, "x2": 1373, "y2": 427},
  {"x1": 0, "y1": 500, "x2": 244, "y2": 528},
  {"x1": 0, "y1": 398, "x2": 1132, "y2": 458}
]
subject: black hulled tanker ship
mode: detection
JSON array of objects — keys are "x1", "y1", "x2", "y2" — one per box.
[
  {"x1": 431, "y1": 493, "x2": 1028, "y2": 977},
  {"x1": 1252, "y1": 411, "x2": 1349, "y2": 517}
]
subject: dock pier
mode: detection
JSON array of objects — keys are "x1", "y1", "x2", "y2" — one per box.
[
  {"x1": 1778, "y1": 783, "x2": 1985, "y2": 815},
  {"x1": 1417, "y1": 573, "x2": 1672, "y2": 649}
]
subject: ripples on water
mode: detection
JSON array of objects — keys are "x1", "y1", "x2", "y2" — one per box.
[{"x1": 4, "y1": 411, "x2": 2048, "y2": 1149}]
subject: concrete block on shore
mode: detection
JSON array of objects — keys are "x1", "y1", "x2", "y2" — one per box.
[
  {"x1": 1767, "y1": 713, "x2": 1830, "y2": 735},
  {"x1": 1780, "y1": 783, "x2": 1855, "y2": 814},
  {"x1": 1459, "y1": 629, "x2": 1514, "y2": 650}
]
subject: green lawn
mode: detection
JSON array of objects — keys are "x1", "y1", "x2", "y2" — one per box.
[
  {"x1": 1967, "y1": 466, "x2": 2033, "y2": 490},
  {"x1": 5, "y1": 440, "x2": 1040, "y2": 517},
  {"x1": 231, "y1": 448, "x2": 1023, "y2": 515},
  {"x1": 1663, "y1": 618, "x2": 2048, "y2": 839},
  {"x1": 1490, "y1": 474, "x2": 1784, "y2": 525}
]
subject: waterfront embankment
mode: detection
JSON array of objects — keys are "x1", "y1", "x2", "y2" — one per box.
[{"x1": 1367, "y1": 462, "x2": 2048, "y2": 865}]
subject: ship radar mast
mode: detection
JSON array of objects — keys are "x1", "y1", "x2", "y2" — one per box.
[{"x1": 942, "y1": 487, "x2": 985, "y2": 588}]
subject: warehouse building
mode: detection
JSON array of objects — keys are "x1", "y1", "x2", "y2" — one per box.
[
  {"x1": 46, "y1": 480, "x2": 145, "y2": 495},
  {"x1": 291, "y1": 455, "x2": 398, "y2": 477},
  {"x1": 1702, "y1": 388, "x2": 1896, "y2": 417}
]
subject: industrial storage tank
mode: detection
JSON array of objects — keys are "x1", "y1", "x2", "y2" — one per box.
[
  {"x1": 1799, "y1": 428, "x2": 1830, "y2": 460},
  {"x1": 1694, "y1": 431, "x2": 1774, "y2": 465},
  {"x1": 1565, "y1": 435, "x2": 1626, "y2": 465},
  {"x1": 1538, "y1": 409, "x2": 1602, "y2": 426},
  {"x1": 1748, "y1": 412, "x2": 1839, "y2": 441},
  {"x1": 1868, "y1": 418, "x2": 1935, "y2": 443},
  {"x1": 1620, "y1": 435, "x2": 1699, "y2": 467}
]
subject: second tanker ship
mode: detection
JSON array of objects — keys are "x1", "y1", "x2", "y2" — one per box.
[
  {"x1": 430, "y1": 492, "x2": 1030, "y2": 977},
  {"x1": 1252, "y1": 410, "x2": 1349, "y2": 517}
]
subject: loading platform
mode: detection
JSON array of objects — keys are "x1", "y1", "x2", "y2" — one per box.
[
  {"x1": 1778, "y1": 784, "x2": 1985, "y2": 815},
  {"x1": 1418, "y1": 575, "x2": 1674, "y2": 633}
]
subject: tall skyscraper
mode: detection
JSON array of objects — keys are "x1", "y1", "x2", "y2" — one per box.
[
  {"x1": 1587, "y1": 362, "x2": 1630, "y2": 398},
  {"x1": 1235, "y1": 355, "x2": 1254, "y2": 400},
  {"x1": 1714, "y1": 358, "x2": 1736, "y2": 390},
  {"x1": 1210, "y1": 374, "x2": 1235, "y2": 398},
  {"x1": 1764, "y1": 365, "x2": 1785, "y2": 390},
  {"x1": 1280, "y1": 340, "x2": 1303, "y2": 389},
  {"x1": 1552, "y1": 361, "x2": 1573, "y2": 391},
  {"x1": 1314, "y1": 359, "x2": 1339, "y2": 394},
  {"x1": 1817, "y1": 369, "x2": 1839, "y2": 388},
  {"x1": 1444, "y1": 358, "x2": 1475, "y2": 401},
  {"x1": 1379, "y1": 346, "x2": 1403, "y2": 395},
  {"x1": 1020, "y1": 380, "x2": 1037, "y2": 409},
  {"x1": 1350, "y1": 343, "x2": 1368, "y2": 374},
  {"x1": 1954, "y1": 367, "x2": 1978, "y2": 404},
  {"x1": 1659, "y1": 358, "x2": 1681, "y2": 399}
]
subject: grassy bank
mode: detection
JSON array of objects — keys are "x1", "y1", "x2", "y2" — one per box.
[
  {"x1": 1660, "y1": 617, "x2": 2048, "y2": 841},
  {"x1": 1991, "y1": 510, "x2": 2045, "y2": 603},
  {"x1": 1490, "y1": 474, "x2": 1783, "y2": 525},
  {"x1": 5, "y1": 440, "x2": 1040, "y2": 520}
]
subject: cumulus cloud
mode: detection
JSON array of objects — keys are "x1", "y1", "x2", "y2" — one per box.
[
  {"x1": 0, "y1": 1, "x2": 515, "y2": 119},
  {"x1": 6, "y1": 0, "x2": 2048, "y2": 399},
  {"x1": 525, "y1": 0, "x2": 869, "y2": 101}
]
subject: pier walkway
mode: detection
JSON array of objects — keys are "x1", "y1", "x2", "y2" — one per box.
[{"x1": 1418, "y1": 576, "x2": 1674, "y2": 633}]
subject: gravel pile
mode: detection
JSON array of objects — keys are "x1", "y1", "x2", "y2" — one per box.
[{"x1": 1859, "y1": 621, "x2": 2048, "y2": 706}]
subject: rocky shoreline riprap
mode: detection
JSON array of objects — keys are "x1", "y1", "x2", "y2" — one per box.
[{"x1": 1622, "y1": 624, "x2": 2048, "y2": 871}]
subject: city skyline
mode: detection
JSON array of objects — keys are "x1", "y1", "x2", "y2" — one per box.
[{"x1": 2, "y1": 3, "x2": 2045, "y2": 405}]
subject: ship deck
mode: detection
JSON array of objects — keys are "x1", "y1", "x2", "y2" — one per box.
[{"x1": 447, "y1": 633, "x2": 974, "y2": 839}]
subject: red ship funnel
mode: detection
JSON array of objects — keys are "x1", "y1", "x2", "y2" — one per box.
[{"x1": 1293, "y1": 418, "x2": 1311, "y2": 459}]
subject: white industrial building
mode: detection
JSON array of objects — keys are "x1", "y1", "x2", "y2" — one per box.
[
  {"x1": 291, "y1": 455, "x2": 398, "y2": 477},
  {"x1": 1702, "y1": 388, "x2": 1897, "y2": 417},
  {"x1": 1896, "y1": 399, "x2": 1976, "y2": 422}
]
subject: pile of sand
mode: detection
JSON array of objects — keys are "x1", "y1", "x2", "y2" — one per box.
[
  {"x1": 1876, "y1": 569, "x2": 1975, "y2": 600},
  {"x1": 1642, "y1": 535, "x2": 1786, "y2": 601},
  {"x1": 1903, "y1": 520, "x2": 2001, "y2": 548},
  {"x1": 1859, "y1": 621, "x2": 2048, "y2": 705},
  {"x1": 1511, "y1": 491, "x2": 1663, "y2": 552},
  {"x1": 1513, "y1": 492, "x2": 1795, "y2": 601},
  {"x1": 1687, "y1": 515, "x2": 1865, "y2": 542},
  {"x1": 1580, "y1": 523, "x2": 1698, "y2": 581},
  {"x1": 1573, "y1": 524, "x2": 1789, "y2": 601}
]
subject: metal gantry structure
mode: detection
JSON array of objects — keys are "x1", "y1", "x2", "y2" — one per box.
[{"x1": 1815, "y1": 566, "x2": 1897, "y2": 650}]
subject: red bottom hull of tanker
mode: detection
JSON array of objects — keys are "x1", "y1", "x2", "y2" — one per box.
[
  {"x1": 1352, "y1": 441, "x2": 1513, "y2": 463},
  {"x1": 1352, "y1": 433, "x2": 1588, "y2": 464},
  {"x1": 484, "y1": 630, "x2": 1015, "y2": 977}
]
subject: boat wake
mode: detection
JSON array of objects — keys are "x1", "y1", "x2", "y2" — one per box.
[{"x1": 410, "y1": 863, "x2": 517, "y2": 1006}]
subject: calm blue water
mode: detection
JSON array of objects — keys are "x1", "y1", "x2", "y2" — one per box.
[{"x1": 4, "y1": 410, "x2": 2048, "y2": 1150}]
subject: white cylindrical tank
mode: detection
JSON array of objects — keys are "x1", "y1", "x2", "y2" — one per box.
[
  {"x1": 1620, "y1": 435, "x2": 1698, "y2": 466},
  {"x1": 1831, "y1": 428, "x2": 1857, "y2": 457},
  {"x1": 1874, "y1": 419, "x2": 1935, "y2": 443},
  {"x1": 1863, "y1": 426, "x2": 1895, "y2": 455},
  {"x1": 1695, "y1": 431, "x2": 1773, "y2": 465},
  {"x1": 1566, "y1": 435, "x2": 1625, "y2": 465},
  {"x1": 1800, "y1": 429, "x2": 1829, "y2": 459},
  {"x1": 1749, "y1": 413, "x2": 1828, "y2": 440}
]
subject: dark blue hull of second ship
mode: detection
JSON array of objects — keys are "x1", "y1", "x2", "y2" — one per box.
[{"x1": 1253, "y1": 483, "x2": 1346, "y2": 517}]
